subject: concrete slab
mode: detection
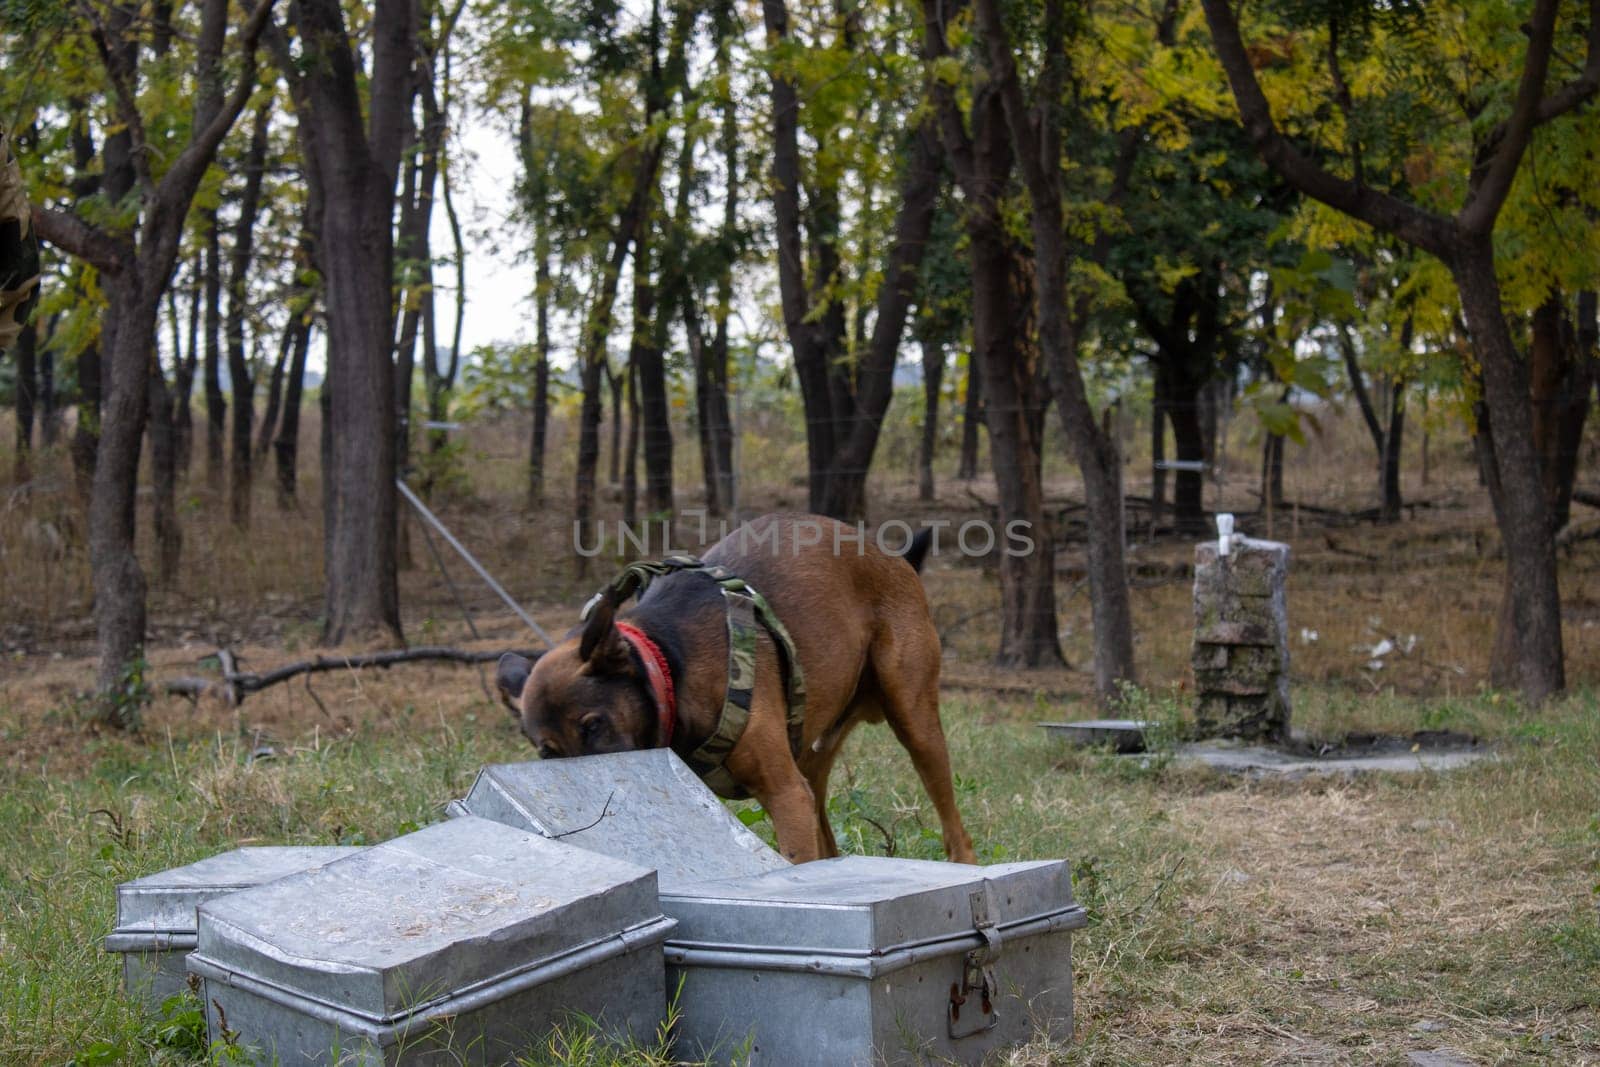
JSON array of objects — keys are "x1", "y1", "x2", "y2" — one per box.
[{"x1": 1169, "y1": 741, "x2": 1494, "y2": 779}]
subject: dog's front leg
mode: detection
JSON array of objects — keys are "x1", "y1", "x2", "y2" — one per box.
[
  {"x1": 723, "y1": 698, "x2": 826, "y2": 863},
  {"x1": 757, "y1": 774, "x2": 824, "y2": 864}
]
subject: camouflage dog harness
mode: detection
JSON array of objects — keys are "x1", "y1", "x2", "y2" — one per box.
[{"x1": 588, "y1": 555, "x2": 807, "y2": 799}]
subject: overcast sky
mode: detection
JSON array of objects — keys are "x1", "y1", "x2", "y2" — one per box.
[{"x1": 427, "y1": 109, "x2": 535, "y2": 357}]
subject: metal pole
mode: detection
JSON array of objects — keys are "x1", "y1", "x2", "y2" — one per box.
[{"x1": 396, "y1": 478, "x2": 555, "y2": 648}]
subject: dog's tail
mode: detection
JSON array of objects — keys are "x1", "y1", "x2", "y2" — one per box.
[{"x1": 903, "y1": 528, "x2": 934, "y2": 574}]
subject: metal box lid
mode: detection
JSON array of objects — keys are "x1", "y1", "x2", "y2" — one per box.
[
  {"x1": 666, "y1": 856, "x2": 1078, "y2": 959},
  {"x1": 111, "y1": 846, "x2": 364, "y2": 940},
  {"x1": 190, "y1": 817, "x2": 666, "y2": 1024},
  {"x1": 460, "y1": 751, "x2": 789, "y2": 892}
]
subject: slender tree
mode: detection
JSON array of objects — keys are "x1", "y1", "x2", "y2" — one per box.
[
  {"x1": 201, "y1": 206, "x2": 225, "y2": 493},
  {"x1": 225, "y1": 101, "x2": 271, "y2": 527},
  {"x1": 957, "y1": 354, "x2": 982, "y2": 480},
  {"x1": 12, "y1": 318, "x2": 37, "y2": 484},
  {"x1": 173, "y1": 256, "x2": 200, "y2": 472},
  {"x1": 33, "y1": 0, "x2": 275, "y2": 717}
]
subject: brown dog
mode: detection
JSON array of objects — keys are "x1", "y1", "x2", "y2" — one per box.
[{"x1": 497, "y1": 513, "x2": 976, "y2": 864}]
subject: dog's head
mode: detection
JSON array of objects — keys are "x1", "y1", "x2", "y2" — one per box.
[{"x1": 496, "y1": 597, "x2": 656, "y2": 759}]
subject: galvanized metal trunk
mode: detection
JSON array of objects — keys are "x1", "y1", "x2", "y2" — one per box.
[
  {"x1": 105, "y1": 846, "x2": 363, "y2": 1013},
  {"x1": 663, "y1": 856, "x2": 1086, "y2": 1065},
  {"x1": 451, "y1": 752, "x2": 1087, "y2": 1065},
  {"x1": 186, "y1": 817, "x2": 675, "y2": 1065},
  {"x1": 455, "y1": 750, "x2": 789, "y2": 891}
]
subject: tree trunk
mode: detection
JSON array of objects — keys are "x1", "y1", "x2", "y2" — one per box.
[
  {"x1": 576, "y1": 349, "x2": 607, "y2": 574},
  {"x1": 1337, "y1": 323, "x2": 1404, "y2": 522},
  {"x1": 573, "y1": 180, "x2": 655, "y2": 573},
  {"x1": 1380, "y1": 382, "x2": 1405, "y2": 523},
  {"x1": 317, "y1": 178, "x2": 402, "y2": 643},
  {"x1": 623, "y1": 358, "x2": 640, "y2": 526},
  {"x1": 147, "y1": 359, "x2": 182, "y2": 585},
  {"x1": 202, "y1": 208, "x2": 226, "y2": 494},
  {"x1": 528, "y1": 240, "x2": 551, "y2": 510},
  {"x1": 958, "y1": 352, "x2": 982, "y2": 480},
  {"x1": 762, "y1": 0, "x2": 841, "y2": 513},
  {"x1": 1150, "y1": 364, "x2": 1167, "y2": 533},
  {"x1": 12, "y1": 317, "x2": 36, "y2": 484},
  {"x1": 1199, "y1": 376, "x2": 1221, "y2": 470},
  {"x1": 968, "y1": 91, "x2": 1063, "y2": 668},
  {"x1": 700, "y1": 11, "x2": 740, "y2": 518},
  {"x1": 71, "y1": 340, "x2": 101, "y2": 500},
  {"x1": 429, "y1": 94, "x2": 465, "y2": 465},
  {"x1": 974, "y1": 0, "x2": 1133, "y2": 695},
  {"x1": 255, "y1": 319, "x2": 291, "y2": 458},
  {"x1": 64, "y1": 100, "x2": 101, "y2": 495},
  {"x1": 607, "y1": 361, "x2": 624, "y2": 488},
  {"x1": 272, "y1": 192, "x2": 318, "y2": 508},
  {"x1": 632, "y1": 225, "x2": 674, "y2": 517},
  {"x1": 923, "y1": 2, "x2": 1060, "y2": 667},
  {"x1": 977, "y1": 237, "x2": 1061, "y2": 668},
  {"x1": 225, "y1": 103, "x2": 269, "y2": 527},
  {"x1": 1453, "y1": 239, "x2": 1564, "y2": 698},
  {"x1": 290, "y1": 0, "x2": 413, "y2": 645},
  {"x1": 273, "y1": 314, "x2": 311, "y2": 508},
  {"x1": 1165, "y1": 358, "x2": 1208, "y2": 533},
  {"x1": 918, "y1": 338, "x2": 943, "y2": 501},
  {"x1": 817, "y1": 120, "x2": 943, "y2": 520},
  {"x1": 1260, "y1": 429, "x2": 1284, "y2": 512},
  {"x1": 687, "y1": 312, "x2": 717, "y2": 513},
  {"x1": 89, "y1": 275, "x2": 153, "y2": 718},
  {"x1": 1529, "y1": 291, "x2": 1592, "y2": 533},
  {"x1": 173, "y1": 258, "x2": 199, "y2": 472},
  {"x1": 319, "y1": 381, "x2": 333, "y2": 558},
  {"x1": 392, "y1": 123, "x2": 423, "y2": 483},
  {"x1": 40, "y1": 333, "x2": 59, "y2": 448}
]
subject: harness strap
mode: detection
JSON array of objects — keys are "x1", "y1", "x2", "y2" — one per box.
[{"x1": 589, "y1": 555, "x2": 807, "y2": 800}]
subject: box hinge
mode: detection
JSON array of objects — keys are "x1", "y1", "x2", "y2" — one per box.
[{"x1": 947, "y1": 886, "x2": 1003, "y2": 1039}]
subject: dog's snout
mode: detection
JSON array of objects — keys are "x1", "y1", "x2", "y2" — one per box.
[{"x1": 536, "y1": 742, "x2": 560, "y2": 760}]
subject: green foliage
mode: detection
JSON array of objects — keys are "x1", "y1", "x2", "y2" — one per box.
[
  {"x1": 80, "y1": 655, "x2": 155, "y2": 732},
  {"x1": 458, "y1": 341, "x2": 551, "y2": 415}
]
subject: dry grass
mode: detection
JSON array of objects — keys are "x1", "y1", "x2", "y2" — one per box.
[{"x1": 1, "y1": 397, "x2": 1598, "y2": 1064}]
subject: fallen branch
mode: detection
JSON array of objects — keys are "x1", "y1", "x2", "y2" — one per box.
[
  {"x1": 1573, "y1": 488, "x2": 1600, "y2": 511},
  {"x1": 164, "y1": 646, "x2": 543, "y2": 705}
]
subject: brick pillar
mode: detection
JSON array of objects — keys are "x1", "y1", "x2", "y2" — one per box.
[{"x1": 1192, "y1": 536, "x2": 1290, "y2": 741}]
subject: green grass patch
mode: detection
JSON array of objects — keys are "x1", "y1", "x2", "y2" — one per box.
[{"x1": 3, "y1": 688, "x2": 1598, "y2": 1063}]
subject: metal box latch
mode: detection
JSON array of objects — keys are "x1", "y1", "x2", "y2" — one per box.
[{"x1": 948, "y1": 887, "x2": 1003, "y2": 1038}]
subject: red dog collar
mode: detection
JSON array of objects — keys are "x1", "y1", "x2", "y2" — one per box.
[{"x1": 615, "y1": 621, "x2": 675, "y2": 748}]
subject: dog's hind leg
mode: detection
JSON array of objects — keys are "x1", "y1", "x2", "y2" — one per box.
[
  {"x1": 807, "y1": 744, "x2": 841, "y2": 859},
  {"x1": 798, "y1": 705, "x2": 870, "y2": 859},
  {"x1": 871, "y1": 627, "x2": 977, "y2": 864}
]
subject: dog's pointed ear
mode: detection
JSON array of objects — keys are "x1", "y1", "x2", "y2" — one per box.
[
  {"x1": 496, "y1": 653, "x2": 533, "y2": 716},
  {"x1": 579, "y1": 596, "x2": 630, "y2": 672}
]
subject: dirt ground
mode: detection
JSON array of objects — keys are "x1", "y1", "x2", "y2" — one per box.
[{"x1": 1, "y1": 405, "x2": 1597, "y2": 1064}]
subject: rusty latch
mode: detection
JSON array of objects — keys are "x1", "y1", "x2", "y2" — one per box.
[{"x1": 947, "y1": 886, "x2": 1003, "y2": 1038}]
